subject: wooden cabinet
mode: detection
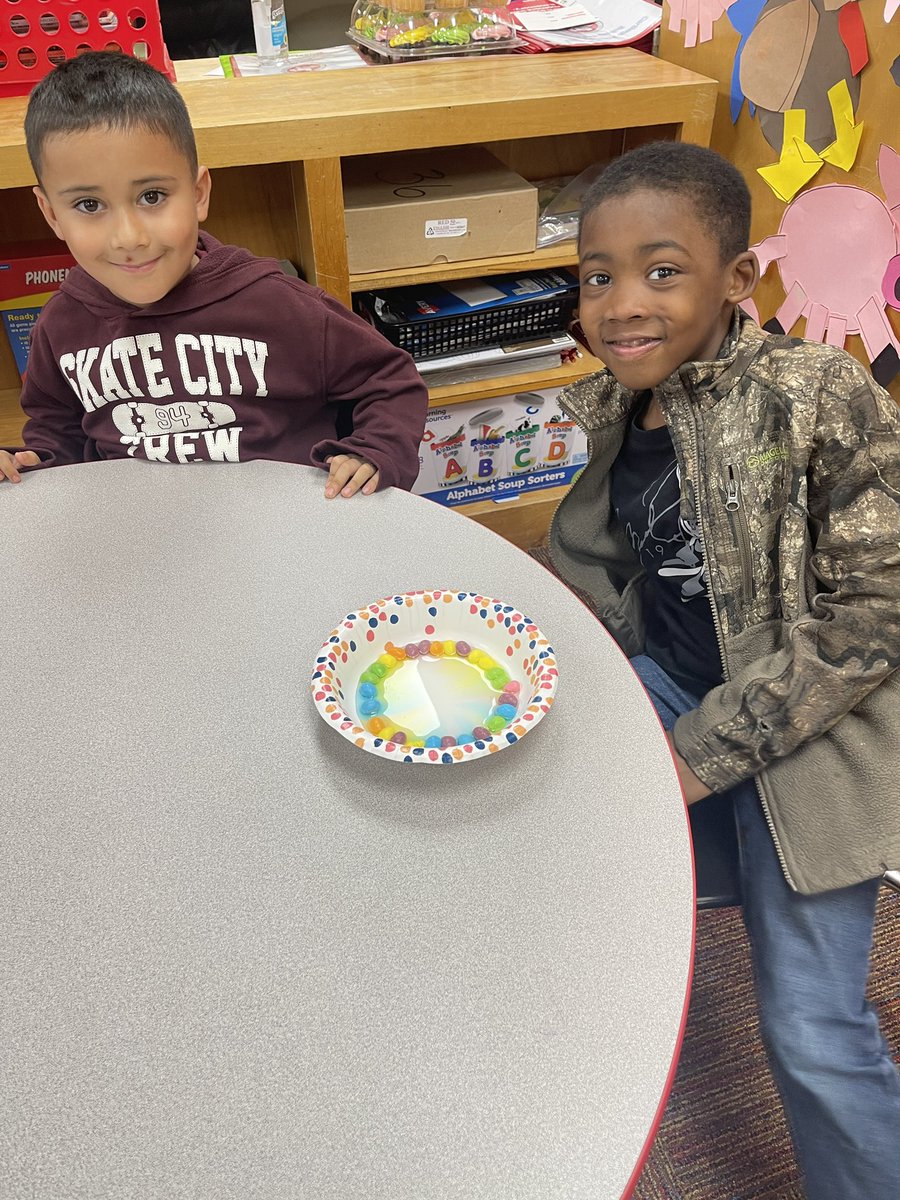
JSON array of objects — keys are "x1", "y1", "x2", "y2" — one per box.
[{"x1": 0, "y1": 49, "x2": 716, "y2": 544}]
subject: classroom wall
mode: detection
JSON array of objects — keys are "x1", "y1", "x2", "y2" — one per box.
[{"x1": 659, "y1": 0, "x2": 900, "y2": 403}]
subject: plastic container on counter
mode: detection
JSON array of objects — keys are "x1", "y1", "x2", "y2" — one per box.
[{"x1": 347, "y1": 0, "x2": 519, "y2": 60}]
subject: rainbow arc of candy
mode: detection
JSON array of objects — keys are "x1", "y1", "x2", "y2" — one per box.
[{"x1": 356, "y1": 638, "x2": 521, "y2": 749}]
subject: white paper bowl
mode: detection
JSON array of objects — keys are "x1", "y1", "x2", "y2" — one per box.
[{"x1": 311, "y1": 590, "x2": 558, "y2": 763}]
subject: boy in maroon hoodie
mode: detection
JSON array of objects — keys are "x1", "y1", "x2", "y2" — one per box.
[{"x1": 0, "y1": 51, "x2": 427, "y2": 498}]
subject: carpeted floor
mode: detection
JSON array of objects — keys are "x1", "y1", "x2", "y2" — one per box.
[{"x1": 631, "y1": 888, "x2": 900, "y2": 1200}]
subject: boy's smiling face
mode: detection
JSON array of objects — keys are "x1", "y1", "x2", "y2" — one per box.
[
  {"x1": 34, "y1": 124, "x2": 211, "y2": 307},
  {"x1": 577, "y1": 187, "x2": 758, "y2": 391}
]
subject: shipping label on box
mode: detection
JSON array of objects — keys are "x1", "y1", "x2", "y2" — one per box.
[
  {"x1": 343, "y1": 146, "x2": 538, "y2": 275},
  {"x1": 0, "y1": 241, "x2": 76, "y2": 377},
  {"x1": 413, "y1": 388, "x2": 588, "y2": 508}
]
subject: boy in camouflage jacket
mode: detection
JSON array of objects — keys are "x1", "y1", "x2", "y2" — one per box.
[{"x1": 548, "y1": 141, "x2": 900, "y2": 1199}]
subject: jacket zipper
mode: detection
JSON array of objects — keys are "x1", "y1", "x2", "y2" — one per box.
[
  {"x1": 725, "y1": 461, "x2": 753, "y2": 600},
  {"x1": 683, "y1": 412, "x2": 797, "y2": 888}
]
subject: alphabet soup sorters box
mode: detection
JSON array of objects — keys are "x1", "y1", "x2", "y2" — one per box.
[
  {"x1": 342, "y1": 146, "x2": 538, "y2": 275},
  {"x1": 413, "y1": 387, "x2": 588, "y2": 508},
  {"x1": 0, "y1": 241, "x2": 76, "y2": 377}
]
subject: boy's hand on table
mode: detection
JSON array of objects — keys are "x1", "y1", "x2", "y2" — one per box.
[
  {"x1": 324, "y1": 454, "x2": 380, "y2": 499},
  {"x1": 0, "y1": 450, "x2": 40, "y2": 483},
  {"x1": 665, "y1": 731, "x2": 713, "y2": 805}
]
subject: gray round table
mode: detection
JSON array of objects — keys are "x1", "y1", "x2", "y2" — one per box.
[{"x1": 0, "y1": 460, "x2": 694, "y2": 1200}]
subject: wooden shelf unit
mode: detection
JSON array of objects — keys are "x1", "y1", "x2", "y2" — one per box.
[{"x1": 0, "y1": 50, "x2": 716, "y2": 543}]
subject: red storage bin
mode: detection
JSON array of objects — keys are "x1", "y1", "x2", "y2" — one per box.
[{"x1": 0, "y1": 0, "x2": 173, "y2": 99}]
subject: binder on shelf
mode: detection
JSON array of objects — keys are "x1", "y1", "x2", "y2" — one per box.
[{"x1": 354, "y1": 269, "x2": 579, "y2": 360}]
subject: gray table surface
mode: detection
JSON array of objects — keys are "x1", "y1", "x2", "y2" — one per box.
[{"x1": 1, "y1": 459, "x2": 694, "y2": 1200}]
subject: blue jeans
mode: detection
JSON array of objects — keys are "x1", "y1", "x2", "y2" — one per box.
[{"x1": 631, "y1": 654, "x2": 900, "y2": 1200}]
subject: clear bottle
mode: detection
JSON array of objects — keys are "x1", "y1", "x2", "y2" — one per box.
[{"x1": 251, "y1": 0, "x2": 289, "y2": 71}]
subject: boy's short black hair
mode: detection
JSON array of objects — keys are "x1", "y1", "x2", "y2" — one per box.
[
  {"x1": 25, "y1": 50, "x2": 198, "y2": 181},
  {"x1": 580, "y1": 141, "x2": 751, "y2": 263}
]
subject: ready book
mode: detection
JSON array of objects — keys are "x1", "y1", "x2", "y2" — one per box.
[{"x1": 0, "y1": 241, "x2": 76, "y2": 377}]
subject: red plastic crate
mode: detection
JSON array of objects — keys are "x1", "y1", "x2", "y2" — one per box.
[{"x1": 0, "y1": 0, "x2": 173, "y2": 99}]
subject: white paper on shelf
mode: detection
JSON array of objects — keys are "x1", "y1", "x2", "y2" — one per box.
[
  {"x1": 445, "y1": 281, "x2": 508, "y2": 307},
  {"x1": 415, "y1": 334, "x2": 575, "y2": 374},
  {"x1": 510, "y1": 0, "x2": 596, "y2": 30},
  {"x1": 511, "y1": 0, "x2": 661, "y2": 46}
]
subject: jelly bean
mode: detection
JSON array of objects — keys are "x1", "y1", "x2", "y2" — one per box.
[
  {"x1": 391, "y1": 730, "x2": 407, "y2": 744},
  {"x1": 371, "y1": 663, "x2": 387, "y2": 678},
  {"x1": 495, "y1": 704, "x2": 517, "y2": 720},
  {"x1": 497, "y1": 693, "x2": 518, "y2": 709},
  {"x1": 430, "y1": 641, "x2": 444, "y2": 656},
  {"x1": 360, "y1": 670, "x2": 379, "y2": 685},
  {"x1": 457, "y1": 734, "x2": 474, "y2": 745},
  {"x1": 440, "y1": 735, "x2": 457, "y2": 747},
  {"x1": 443, "y1": 640, "x2": 456, "y2": 657},
  {"x1": 472, "y1": 726, "x2": 491, "y2": 740},
  {"x1": 418, "y1": 639, "x2": 431, "y2": 654},
  {"x1": 404, "y1": 643, "x2": 420, "y2": 658},
  {"x1": 467, "y1": 649, "x2": 484, "y2": 665},
  {"x1": 359, "y1": 699, "x2": 383, "y2": 717},
  {"x1": 425, "y1": 735, "x2": 442, "y2": 748},
  {"x1": 485, "y1": 715, "x2": 507, "y2": 733},
  {"x1": 486, "y1": 668, "x2": 509, "y2": 689},
  {"x1": 378, "y1": 653, "x2": 398, "y2": 669},
  {"x1": 480, "y1": 657, "x2": 498, "y2": 672},
  {"x1": 359, "y1": 682, "x2": 377, "y2": 699},
  {"x1": 391, "y1": 645, "x2": 407, "y2": 661},
  {"x1": 455, "y1": 640, "x2": 472, "y2": 656},
  {"x1": 505, "y1": 680, "x2": 521, "y2": 694},
  {"x1": 409, "y1": 739, "x2": 424, "y2": 748},
  {"x1": 368, "y1": 717, "x2": 385, "y2": 733}
]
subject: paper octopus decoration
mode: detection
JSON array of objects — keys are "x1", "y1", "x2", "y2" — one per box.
[{"x1": 750, "y1": 145, "x2": 900, "y2": 387}]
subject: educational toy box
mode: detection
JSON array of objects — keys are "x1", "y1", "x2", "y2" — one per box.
[
  {"x1": 412, "y1": 387, "x2": 588, "y2": 508},
  {"x1": 0, "y1": 241, "x2": 76, "y2": 377}
]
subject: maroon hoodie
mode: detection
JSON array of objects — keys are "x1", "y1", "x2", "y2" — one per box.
[{"x1": 17, "y1": 233, "x2": 428, "y2": 490}]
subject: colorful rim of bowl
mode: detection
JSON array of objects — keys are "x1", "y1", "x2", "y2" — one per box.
[{"x1": 310, "y1": 590, "x2": 558, "y2": 763}]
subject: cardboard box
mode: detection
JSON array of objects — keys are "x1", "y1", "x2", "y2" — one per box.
[
  {"x1": 412, "y1": 387, "x2": 588, "y2": 508},
  {"x1": 0, "y1": 240, "x2": 76, "y2": 377},
  {"x1": 342, "y1": 146, "x2": 538, "y2": 275}
]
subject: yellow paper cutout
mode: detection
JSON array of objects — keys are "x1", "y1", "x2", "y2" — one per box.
[
  {"x1": 819, "y1": 79, "x2": 864, "y2": 171},
  {"x1": 757, "y1": 109, "x2": 823, "y2": 202}
]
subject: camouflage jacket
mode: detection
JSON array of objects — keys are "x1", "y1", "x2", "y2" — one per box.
[{"x1": 549, "y1": 312, "x2": 900, "y2": 894}]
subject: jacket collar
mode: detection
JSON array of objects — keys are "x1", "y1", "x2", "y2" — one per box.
[
  {"x1": 677, "y1": 309, "x2": 769, "y2": 399},
  {"x1": 561, "y1": 310, "x2": 770, "y2": 431}
]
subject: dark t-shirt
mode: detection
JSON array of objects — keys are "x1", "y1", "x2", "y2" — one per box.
[{"x1": 610, "y1": 401, "x2": 723, "y2": 694}]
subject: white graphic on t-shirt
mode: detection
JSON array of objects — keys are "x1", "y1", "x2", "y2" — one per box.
[
  {"x1": 111, "y1": 400, "x2": 241, "y2": 462},
  {"x1": 57, "y1": 332, "x2": 270, "y2": 464},
  {"x1": 624, "y1": 460, "x2": 709, "y2": 603},
  {"x1": 659, "y1": 516, "x2": 709, "y2": 601},
  {"x1": 58, "y1": 333, "x2": 269, "y2": 410}
]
